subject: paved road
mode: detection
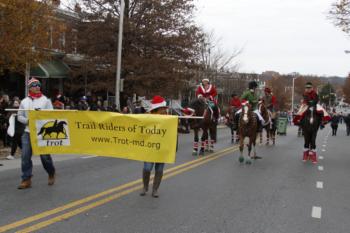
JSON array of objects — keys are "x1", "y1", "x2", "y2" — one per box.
[{"x1": 0, "y1": 125, "x2": 349, "y2": 233}]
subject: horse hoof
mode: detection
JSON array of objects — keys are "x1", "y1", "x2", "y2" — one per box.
[
  {"x1": 245, "y1": 160, "x2": 252, "y2": 165},
  {"x1": 192, "y1": 151, "x2": 197, "y2": 156},
  {"x1": 239, "y1": 156, "x2": 244, "y2": 163}
]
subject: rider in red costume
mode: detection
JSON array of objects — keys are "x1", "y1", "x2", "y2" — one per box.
[{"x1": 196, "y1": 78, "x2": 218, "y2": 103}]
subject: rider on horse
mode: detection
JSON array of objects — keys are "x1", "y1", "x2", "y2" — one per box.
[
  {"x1": 196, "y1": 78, "x2": 218, "y2": 103},
  {"x1": 229, "y1": 93, "x2": 242, "y2": 110},
  {"x1": 293, "y1": 82, "x2": 331, "y2": 163},
  {"x1": 262, "y1": 87, "x2": 277, "y2": 112},
  {"x1": 293, "y1": 82, "x2": 330, "y2": 126},
  {"x1": 195, "y1": 78, "x2": 219, "y2": 121},
  {"x1": 239, "y1": 81, "x2": 265, "y2": 131}
]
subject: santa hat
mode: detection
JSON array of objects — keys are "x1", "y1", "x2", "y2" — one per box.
[
  {"x1": 28, "y1": 78, "x2": 41, "y2": 87},
  {"x1": 148, "y1": 95, "x2": 167, "y2": 112},
  {"x1": 241, "y1": 100, "x2": 249, "y2": 105},
  {"x1": 202, "y1": 78, "x2": 210, "y2": 83}
]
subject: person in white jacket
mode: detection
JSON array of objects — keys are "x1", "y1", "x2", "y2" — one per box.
[{"x1": 17, "y1": 78, "x2": 56, "y2": 189}]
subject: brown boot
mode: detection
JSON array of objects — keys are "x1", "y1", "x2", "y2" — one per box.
[
  {"x1": 48, "y1": 174, "x2": 55, "y2": 186},
  {"x1": 18, "y1": 178, "x2": 32, "y2": 189},
  {"x1": 152, "y1": 171, "x2": 163, "y2": 198},
  {"x1": 140, "y1": 170, "x2": 151, "y2": 196}
]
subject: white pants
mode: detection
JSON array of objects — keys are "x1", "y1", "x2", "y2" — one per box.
[{"x1": 235, "y1": 109, "x2": 265, "y2": 124}]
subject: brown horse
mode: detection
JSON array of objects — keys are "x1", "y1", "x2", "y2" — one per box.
[
  {"x1": 238, "y1": 103, "x2": 258, "y2": 164},
  {"x1": 258, "y1": 102, "x2": 276, "y2": 145},
  {"x1": 188, "y1": 98, "x2": 218, "y2": 155}
]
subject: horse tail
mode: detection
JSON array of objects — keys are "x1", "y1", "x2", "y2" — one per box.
[{"x1": 37, "y1": 127, "x2": 46, "y2": 135}]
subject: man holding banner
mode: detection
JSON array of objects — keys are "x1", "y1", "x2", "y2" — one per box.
[
  {"x1": 17, "y1": 78, "x2": 56, "y2": 189},
  {"x1": 140, "y1": 96, "x2": 168, "y2": 198}
]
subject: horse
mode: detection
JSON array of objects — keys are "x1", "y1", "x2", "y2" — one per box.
[
  {"x1": 300, "y1": 106, "x2": 322, "y2": 163},
  {"x1": 187, "y1": 98, "x2": 218, "y2": 155},
  {"x1": 238, "y1": 103, "x2": 258, "y2": 164},
  {"x1": 225, "y1": 107, "x2": 240, "y2": 143},
  {"x1": 38, "y1": 120, "x2": 67, "y2": 139},
  {"x1": 258, "y1": 102, "x2": 277, "y2": 145}
]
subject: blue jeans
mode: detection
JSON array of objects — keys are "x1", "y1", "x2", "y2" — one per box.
[
  {"x1": 143, "y1": 162, "x2": 164, "y2": 172},
  {"x1": 21, "y1": 132, "x2": 55, "y2": 180}
]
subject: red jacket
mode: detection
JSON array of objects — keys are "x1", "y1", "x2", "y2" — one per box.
[
  {"x1": 303, "y1": 89, "x2": 318, "y2": 106},
  {"x1": 196, "y1": 84, "x2": 217, "y2": 100},
  {"x1": 229, "y1": 97, "x2": 241, "y2": 108}
]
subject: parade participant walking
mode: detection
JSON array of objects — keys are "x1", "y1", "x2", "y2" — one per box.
[
  {"x1": 344, "y1": 113, "x2": 350, "y2": 136},
  {"x1": 140, "y1": 95, "x2": 168, "y2": 198},
  {"x1": 330, "y1": 111, "x2": 340, "y2": 136},
  {"x1": 17, "y1": 78, "x2": 56, "y2": 189}
]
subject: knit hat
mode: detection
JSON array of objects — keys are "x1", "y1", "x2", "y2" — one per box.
[
  {"x1": 28, "y1": 78, "x2": 41, "y2": 87},
  {"x1": 148, "y1": 95, "x2": 167, "y2": 112}
]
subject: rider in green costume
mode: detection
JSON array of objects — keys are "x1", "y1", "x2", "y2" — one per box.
[{"x1": 235, "y1": 81, "x2": 265, "y2": 131}]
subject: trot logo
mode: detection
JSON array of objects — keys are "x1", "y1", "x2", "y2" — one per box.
[{"x1": 36, "y1": 119, "x2": 70, "y2": 147}]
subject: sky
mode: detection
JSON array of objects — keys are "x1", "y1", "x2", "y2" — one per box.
[{"x1": 194, "y1": 0, "x2": 350, "y2": 77}]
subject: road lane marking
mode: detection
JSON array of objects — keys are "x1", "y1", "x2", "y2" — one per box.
[
  {"x1": 81, "y1": 156, "x2": 98, "y2": 159},
  {"x1": 15, "y1": 148, "x2": 235, "y2": 233},
  {"x1": 0, "y1": 146, "x2": 237, "y2": 233},
  {"x1": 319, "y1": 156, "x2": 324, "y2": 160},
  {"x1": 318, "y1": 166, "x2": 324, "y2": 171},
  {"x1": 321, "y1": 149, "x2": 326, "y2": 152},
  {"x1": 322, "y1": 145, "x2": 326, "y2": 147},
  {"x1": 311, "y1": 206, "x2": 322, "y2": 219},
  {"x1": 316, "y1": 181, "x2": 323, "y2": 189}
]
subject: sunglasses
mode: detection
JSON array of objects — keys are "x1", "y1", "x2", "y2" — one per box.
[{"x1": 29, "y1": 83, "x2": 41, "y2": 88}]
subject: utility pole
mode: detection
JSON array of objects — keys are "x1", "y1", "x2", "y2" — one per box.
[{"x1": 115, "y1": 0, "x2": 125, "y2": 111}]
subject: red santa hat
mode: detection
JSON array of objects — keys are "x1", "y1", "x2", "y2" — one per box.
[
  {"x1": 241, "y1": 100, "x2": 249, "y2": 105},
  {"x1": 148, "y1": 95, "x2": 167, "y2": 112}
]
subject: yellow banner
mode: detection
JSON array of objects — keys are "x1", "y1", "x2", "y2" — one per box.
[{"x1": 29, "y1": 111, "x2": 178, "y2": 163}]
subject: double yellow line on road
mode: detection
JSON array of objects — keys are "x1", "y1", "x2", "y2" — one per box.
[{"x1": 0, "y1": 146, "x2": 238, "y2": 233}]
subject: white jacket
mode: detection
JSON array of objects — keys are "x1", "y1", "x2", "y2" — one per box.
[{"x1": 18, "y1": 95, "x2": 53, "y2": 133}]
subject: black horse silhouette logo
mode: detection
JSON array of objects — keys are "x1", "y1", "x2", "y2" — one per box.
[{"x1": 37, "y1": 120, "x2": 68, "y2": 140}]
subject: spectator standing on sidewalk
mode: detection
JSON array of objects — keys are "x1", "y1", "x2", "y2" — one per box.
[
  {"x1": 17, "y1": 78, "x2": 56, "y2": 189},
  {"x1": 6, "y1": 100, "x2": 25, "y2": 160}
]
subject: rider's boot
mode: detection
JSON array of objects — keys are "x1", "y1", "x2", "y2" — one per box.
[
  {"x1": 140, "y1": 170, "x2": 151, "y2": 196},
  {"x1": 310, "y1": 150, "x2": 318, "y2": 164},
  {"x1": 302, "y1": 149, "x2": 309, "y2": 162}
]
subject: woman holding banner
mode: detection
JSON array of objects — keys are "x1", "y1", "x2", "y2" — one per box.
[
  {"x1": 140, "y1": 95, "x2": 168, "y2": 198},
  {"x1": 17, "y1": 78, "x2": 56, "y2": 189}
]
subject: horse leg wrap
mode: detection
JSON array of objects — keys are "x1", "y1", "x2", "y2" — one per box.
[
  {"x1": 210, "y1": 140, "x2": 215, "y2": 152},
  {"x1": 205, "y1": 140, "x2": 209, "y2": 151}
]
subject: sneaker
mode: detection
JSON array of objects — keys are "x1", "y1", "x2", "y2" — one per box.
[{"x1": 6, "y1": 155, "x2": 15, "y2": 160}]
